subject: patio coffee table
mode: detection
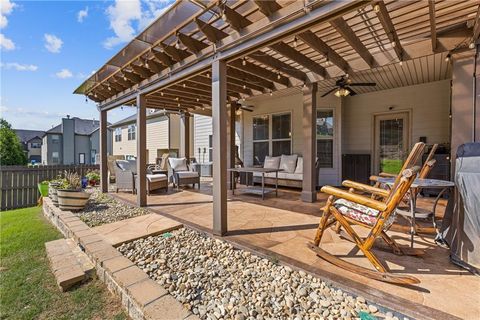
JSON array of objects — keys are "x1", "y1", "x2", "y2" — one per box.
[
  {"x1": 377, "y1": 177, "x2": 455, "y2": 247},
  {"x1": 228, "y1": 167, "x2": 282, "y2": 200}
]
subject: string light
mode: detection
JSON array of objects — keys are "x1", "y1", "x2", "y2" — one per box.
[
  {"x1": 445, "y1": 53, "x2": 451, "y2": 62},
  {"x1": 160, "y1": 92, "x2": 164, "y2": 96},
  {"x1": 469, "y1": 42, "x2": 475, "y2": 49},
  {"x1": 108, "y1": 85, "x2": 111, "y2": 91},
  {"x1": 293, "y1": 36, "x2": 298, "y2": 48},
  {"x1": 243, "y1": 84, "x2": 246, "y2": 89},
  {"x1": 123, "y1": 75, "x2": 127, "y2": 81},
  {"x1": 175, "y1": 38, "x2": 180, "y2": 49},
  {"x1": 196, "y1": 98, "x2": 199, "y2": 102},
  {"x1": 325, "y1": 54, "x2": 331, "y2": 67},
  {"x1": 391, "y1": 41, "x2": 396, "y2": 48},
  {"x1": 269, "y1": 90, "x2": 273, "y2": 96},
  {"x1": 399, "y1": 60, "x2": 403, "y2": 66},
  {"x1": 242, "y1": 58, "x2": 247, "y2": 66},
  {"x1": 221, "y1": 9, "x2": 226, "y2": 21},
  {"x1": 183, "y1": 83, "x2": 186, "y2": 88},
  {"x1": 145, "y1": 60, "x2": 149, "y2": 68},
  {"x1": 373, "y1": 4, "x2": 380, "y2": 12},
  {"x1": 277, "y1": 73, "x2": 281, "y2": 80}
]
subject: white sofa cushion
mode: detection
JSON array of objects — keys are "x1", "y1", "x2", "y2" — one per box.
[
  {"x1": 176, "y1": 171, "x2": 199, "y2": 178},
  {"x1": 294, "y1": 157, "x2": 303, "y2": 174},
  {"x1": 169, "y1": 158, "x2": 189, "y2": 171},
  {"x1": 279, "y1": 154, "x2": 298, "y2": 173},
  {"x1": 284, "y1": 173, "x2": 303, "y2": 180},
  {"x1": 146, "y1": 174, "x2": 167, "y2": 182},
  {"x1": 263, "y1": 156, "x2": 281, "y2": 169}
]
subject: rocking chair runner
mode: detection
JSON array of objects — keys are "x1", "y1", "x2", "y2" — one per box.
[{"x1": 310, "y1": 142, "x2": 426, "y2": 284}]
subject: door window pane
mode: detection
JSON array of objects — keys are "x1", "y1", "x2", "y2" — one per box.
[
  {"x1": 253, "y1": 142, "x2": 269, "y2": 165},
  {"x1": 379, "y1": 118, "x2": 404, "y2": 174},
  {"x1": 272, "y1": 113, "x2": 291, "y2": 139},
  {"x1": 79, "y1": 153, "x2": 85, "y2": 164},
  {"x1": 317, "y1": 140, "x2": 333, "y2": 168},
  {"x1": 272, "y1": 141, "x2": 291, "y2": 157},
  {"x1": 253, "y1": 116, "x2": 269, "y2": 141}
]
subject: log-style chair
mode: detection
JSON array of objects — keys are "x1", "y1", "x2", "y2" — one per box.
[{"x1": 309, "y1": 142, "x2": 425, "y2": 284}]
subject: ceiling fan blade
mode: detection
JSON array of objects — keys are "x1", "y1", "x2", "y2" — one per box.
[
  {"x1": 346, "y1": 87, "x2": 357, "y2": 96},
  {"x1": 239, "y1": 105, "x2": 254, "y2": 112},
  {"x1": 321, "y1": 87, "x2": 338, "y2": 97},
  {"x1": 349, "y1": 82, "x2": 376, "y2": 86}
]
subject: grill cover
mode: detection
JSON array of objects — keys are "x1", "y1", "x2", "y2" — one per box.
[{"x1": 439, "y1": 143, "x2": 480, "y2": 275}]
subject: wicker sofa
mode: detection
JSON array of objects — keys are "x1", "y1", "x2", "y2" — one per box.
[
  {"x1": 168, "y1": 157, "x2": 200, "y2": 189},
  {"x1": 115, "y1": 159, "x2": 168, "y2": 194},
  {"x1": 252, "y1": 154, "x2": 320, "y2": 188}
]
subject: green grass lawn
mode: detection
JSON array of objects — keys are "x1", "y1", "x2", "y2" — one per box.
[
  {"x1": 380, "y1": 159, "x2": 403, "y2": 174},
  {"x1": 0, "y1": 206, "x2": 127, "y2": 320}
]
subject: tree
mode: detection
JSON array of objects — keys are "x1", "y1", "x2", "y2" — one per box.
[{"x1": 0, "y1": 118, "x2": 27, "y2": 165}]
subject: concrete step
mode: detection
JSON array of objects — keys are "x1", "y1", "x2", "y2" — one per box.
[{"x1": 45, "y1": 238, "x2": 95, "y2": 291}]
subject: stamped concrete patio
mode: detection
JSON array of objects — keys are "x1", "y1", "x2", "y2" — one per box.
[{"x1": 111, "y1": 181, "x2": 479, "y2": 320}]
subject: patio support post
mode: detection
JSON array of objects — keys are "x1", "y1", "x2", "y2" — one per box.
[
  {"x1": 301, "y1": 82, "x2": 318, "y2": 203},
  {"x1": 99, "y1": 109, "x2": 108, "y2": 193},
  {"x1": 212, "y1": 59, "x2": 228, "y2": 236},
  {"x1": 136, "y1": 94, "x2": 147, "y2": 207},
  {"x1": 180, "y1": 112, "x2": 191, "y2": 160},
  {"x1": 227, "y1": 102, "x2": 237, "y2": 189}
]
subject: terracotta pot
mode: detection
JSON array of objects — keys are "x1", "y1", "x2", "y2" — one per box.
[{"x1": 57, "y1": 189, "x2": 90, "y2": 211}]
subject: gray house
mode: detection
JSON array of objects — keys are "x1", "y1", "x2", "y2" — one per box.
[
  {"x1": 41, "y1": 116, "x2": 112, "y2": 165},
  {"x1": 14, "y1": 129, "x2": 45, "y2": 163}
]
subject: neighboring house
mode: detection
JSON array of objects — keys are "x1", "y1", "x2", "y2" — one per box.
[
  {"x1": 42, "y1": 116, "x2": 112, "y2": 165},
  {"x1": 110, "y1": 110, "x2": 182, "y2": 164},
  {"x1": 14, "y1": 129, "x2": 45, "y2": 163}
]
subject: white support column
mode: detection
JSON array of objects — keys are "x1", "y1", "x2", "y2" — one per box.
[
  {"x1": 301, "y1": 83, "x2": 318, "y2": 203},
  {"x1": 212, "y1": 59, "x2": 228, "y2": 236},
  {"x1": 99, "y1": 109, "x2": 108, "y2": 193},
  {"x1": 136, "y1": 94, "x2": 147, "y2": 207}
]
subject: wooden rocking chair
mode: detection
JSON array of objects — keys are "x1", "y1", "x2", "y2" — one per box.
[{"x1": 309, "y1": 142, "x2": 425, "y2": 284}]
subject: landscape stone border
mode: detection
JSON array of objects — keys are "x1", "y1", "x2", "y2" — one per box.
[{"x1": 42, "y1": 197, "x2": 198, "y2": 320}]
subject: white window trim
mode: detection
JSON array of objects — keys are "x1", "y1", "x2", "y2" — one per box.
[
  {"x1": 252, "y1": 111, "x2": 292, "y2": 161},
  {"x1": 127, "y1": 124, "x2": 136, "y2": 141},
  {"x1": 316, "y1": 108, "x2": 335, "y2": 169},
  {"x1": 114, "y1": 127, "x2": 122, "y2": 142}
]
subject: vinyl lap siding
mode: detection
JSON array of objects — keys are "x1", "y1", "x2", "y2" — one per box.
[{"x1": 194, "y1": 115, "x2": 212, "y2": 163}]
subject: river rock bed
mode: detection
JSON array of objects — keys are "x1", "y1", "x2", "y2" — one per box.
[
  {"x1": 118, "y1": 228, "x2": 403, "y2": 320},
  {"x1": 75, "y1": 190, "x2": 149, "y2": 227}
]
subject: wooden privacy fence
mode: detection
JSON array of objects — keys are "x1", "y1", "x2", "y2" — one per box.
[{"x1": 0, "y1": 164, "x2": 99, "y2": 211}]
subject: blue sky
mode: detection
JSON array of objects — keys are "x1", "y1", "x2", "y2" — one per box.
[{"x1": 1, "y1": 0, "x2": 173, "y2": 130}]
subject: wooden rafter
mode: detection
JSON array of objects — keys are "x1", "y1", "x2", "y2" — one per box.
[
  {"x1": 298, "y1": 31, "x2": 351, "y2": 73},
  {"x1": 331, "y1": 17, "x2": 377, "y2": 68},
  {"x1": 270, "y1": 42, "x2": 326, "y2": 78},
  {"x1": 162, "y1": 44, "x2": 191, "y2": 62},
  {"x1": 428, "y1": 0, "x2": 437, "y2": 52},
  {"x1": 254, "y1": 0, "x2": 281, "y2": 16},
  {"x1": 144, "y1": 59, "x2": 165, "y2": 74},
  {"x1": 229, "y1": 59, "x2": 290, "y2": 87},
  {"x1": 249, "y1": 52, "x2": 307, "y2": 82},
  {"x1": 178, "y1": 33, "x2": 209, "y2": 53},
  {"x1": 373, "y1": 1, "x2": 406, "y2": 61},
  {"x1": 131, "y1": 64, "x2": 153, "y2": 78},
  {"x1": 122, "y1": 71, "x2": 143, "y2": 83},
  {"x1": 151, "y1": 92, "x2": 210, "y2": 105},
  {"x1": 473, "y1": 5, "x2": 480, "y2": 41},
  {"x1": 152, "y1": 49, "x2": 175, "y2": 67},
  {"x1": 195, "y1": 18, "x2": 228, "y2": 43},
  {"x1": 227, "y1": 76, "x2": 265, "y2": 93},
  {"x1": 146, "y1": 99, "x2": 198, "y2": 110},
  {"x1": 186, "y1": 75, "x2": 252, "y2": 95},
  {"x1": 227, "y1": 67, "x2": 275, "y2": 90},
  {"x1": 163, "y1": 87, "x2": 210, "y2": 100},
  {"x1": 114, "y1": 76, "x2": 134, "y2": 88},
  {"x1": 223, "y1": 5, "x2": 252, "y2": 31},
  {"x1": 146, "y1": 97, "x2": 201, "y2": 108},
  {"x1": 108, "y1": 81, "x2": 125, "y2": 92}
]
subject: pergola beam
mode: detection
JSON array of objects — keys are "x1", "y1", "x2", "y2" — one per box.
[
  {"x1": 163, "y1": 44, "x2": 191, "y2": 62},
  {"x1": 331, "y1": 17, "x2": 377, "y2": 68},
  {"x1": 130, "y1": 65, "x2": 152, "y2": 78},
  {"x1": 146, "y1": 98, "x2": 200, "y2": 109},
  {"x1": 227, "y1": 67, "x2": 275, "y2": 90},
  {"x1": 223, "y1": 5, "x2": 252, "y2": 31},
  {"x1": 270, "y1": 42, "x2": 326, "y2": 78},
  {"x1": 428, "y1": 0, "x2": 437, "y2": 52},
  {"x1": 150, "y1": 91, "x2": 210, "y2": 105},
  {"x1": 473, "y1": 6, "x2": 480, "y2": 41},
  {"x1": 229, "y1": 59, "x2": 290, "y2": 87},
  {"x1": 298, "y1": 30, "x2": 351, "y2": 73},
  {"x1": 178, "y1": 33, "x2": 209, "y2": 53},
  {"x1": 254, "y1": 0, "x2": 281, "y2": 16},
  {"x1": 373, "y1": 1, "x2": 406, "y2": 61},
  {"x1": 195, "y1": 18, "x2": 228, "y2": 43},
  {"x1": 249, "y1": 52, "x2": 307, "y2": 82},
  {"x1": 145, "y1": 59, "x2": 165, "y2": 74},
  {"x1": 122, "y1": 71, "x2": 143, "y2": 84},
  {"x1": 152, "y1": 49, "x2": 175, "y2": 67},
  {"x1": 227, "y1": 76, "x2": 265, "y2": 93}
]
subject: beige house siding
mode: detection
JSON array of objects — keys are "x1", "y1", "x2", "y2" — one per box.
[
  {"x1": 112, "y1": 114, "x2": 181, "y2": 163},
  {"x1": 342, "y1": 80, "x2": 451, "y2": 171}
]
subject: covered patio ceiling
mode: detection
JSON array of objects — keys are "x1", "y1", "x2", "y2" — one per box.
[{"x1": 74, "y1": 0, "x2": 479, "y2": 113}]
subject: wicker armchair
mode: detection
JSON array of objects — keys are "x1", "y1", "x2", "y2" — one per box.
[
  {"x1": 114, "y1": 159, "x2": 137, "y2": 193},
  {"x1": 168, "y1": 157, "x2": 200, "y2": 190}
]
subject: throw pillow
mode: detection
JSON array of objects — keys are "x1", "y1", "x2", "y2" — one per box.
[
  {"x1": 263, "y1": 156, "x2": 281, "y2": 169},
  {"x1": 169, "y1": 158, "x2": 189, "y2": 171},
  {"x1": 294, "y1": 157, "x2": 303, "y2": 174},
  {"x1": 279, "y1": 154, "x2": 298, "y2": 173}
]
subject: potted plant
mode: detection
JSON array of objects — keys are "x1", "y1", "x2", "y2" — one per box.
[
  {"x1": 57, "y1": 171, "x2": 91, "y2": 211},
  {"x1": 85, "y1": 170, "x2": 100, "y2": 186}
]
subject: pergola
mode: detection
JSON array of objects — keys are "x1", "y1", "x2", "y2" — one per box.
[{"x1": 75, "y1": 0, "x2": 480, "y2": 236}]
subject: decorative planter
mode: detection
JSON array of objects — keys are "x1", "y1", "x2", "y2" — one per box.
[
  {"x1": 38, "y1": 183, "x2": 49, "y2": 197},
  {"x1": 57, "y1": 189, "x2": 90, "y2": 211},
  {"x1": 48, "y1": 182, "x2": 61, "y2": 207}
]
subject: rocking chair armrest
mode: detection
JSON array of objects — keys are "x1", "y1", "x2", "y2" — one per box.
[
  {"x1": 320, "y1": 186, "x2": 388, "y2": 212},
  {"x1": 342, "y1": 180, "x2": 390, "y2": 198},
  {"x1": 379, "y1": 172, "x2": 396, "y2": 178}
]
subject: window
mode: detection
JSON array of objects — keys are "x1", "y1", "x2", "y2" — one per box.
[
  {"x1": 316, "y1": 110, "x2": 334, "y2": 168},
  {"x1": 79, "y1": 153, "x2": 85, "y2": 164},
  {"x1": 31, "y1": 142, "x2": 41, "y2": 148},
  {"x1": 127, "y1": 125, "x2": 136, "y2": 140},
  {"x1": 51, "y1": 135, "x2": 59, "y2": 144},
  {"x1": 253, "y1": 113, "x2": 291, "y2": 165},
  {"x1": 114, "y1": 128, "x2": 122, "y2": 142},
  {"x1": 52, "y1": 151, "x2": 59, "y2": 164}
]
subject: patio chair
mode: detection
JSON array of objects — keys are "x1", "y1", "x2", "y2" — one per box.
[
  {"x1": 114, "y1": 159, "x2": 137, "y2": 193},
  {"x1": 168, "y1": 157, "x2": 200, "y2": 190},
  {"x1": 309, "y1": 142, "x2": 425, "y2": 284}
]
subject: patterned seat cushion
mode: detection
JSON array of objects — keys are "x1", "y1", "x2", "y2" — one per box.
[{"x1": 333, "y1": 198, "x2": 380, "y2": 226}]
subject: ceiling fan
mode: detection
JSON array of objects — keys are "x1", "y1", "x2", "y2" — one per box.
[
  {"x1": 235, "y1": 103, "x2": 254, "y2": 112},
  {"x1": 321, "y1": 76, "x2": 376, "y2": 98}
]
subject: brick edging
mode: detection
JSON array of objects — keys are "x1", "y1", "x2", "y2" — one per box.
[{"x1": 42, "y1": 197, "x2": 197, "y2": 320}]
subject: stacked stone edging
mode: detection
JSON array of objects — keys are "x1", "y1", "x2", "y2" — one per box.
[{"x1": 42, "y1": 197, "x2": 197, "y2": 320}]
